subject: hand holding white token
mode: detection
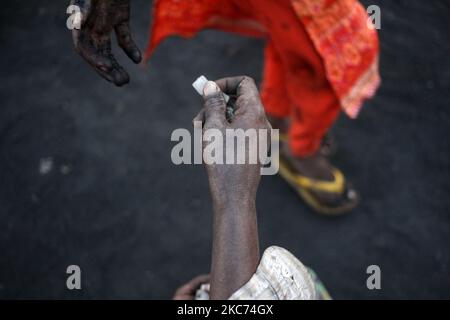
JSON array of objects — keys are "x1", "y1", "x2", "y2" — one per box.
[{"x1": 192, "y1": 76, "x2": 230, "y2": 103}]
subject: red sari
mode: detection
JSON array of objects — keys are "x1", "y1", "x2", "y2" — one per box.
[{"x1": 145, "y1": 0, "x2": 380, "y2": 156}]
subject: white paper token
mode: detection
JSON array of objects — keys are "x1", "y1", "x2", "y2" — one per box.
[{"x1": 192, "y1": 75, "x2": 230, "y2": 103}]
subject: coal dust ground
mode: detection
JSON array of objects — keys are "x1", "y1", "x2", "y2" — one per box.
[{"x1": 0, "y1": 0, "x2": 449, "y2": 299}]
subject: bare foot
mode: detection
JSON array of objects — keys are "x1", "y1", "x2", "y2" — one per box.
[
  {"x1": 281, "y1": 144, "x2": 348, "y2": 205},
  {"x1": 267, "y1": 115, "x2": 357, "y2": 212}
]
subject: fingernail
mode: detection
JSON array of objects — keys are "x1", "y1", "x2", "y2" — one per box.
[{"x1": 203, "y1": 81, "x2": 220, "y2": 97}]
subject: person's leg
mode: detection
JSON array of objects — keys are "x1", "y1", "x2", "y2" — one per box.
[
  {"x1": 260, "y1": 43, "x2": 293, "y2": 134},
  {"x1": 264, "y1": 4, "x2": 339, "y2": 158},
  {"x1": 260, "y1": 43, "x2": 291, "y2": 119},
  {"x1": 259, "y1": 0, "x2": 357, "y2": 211}
]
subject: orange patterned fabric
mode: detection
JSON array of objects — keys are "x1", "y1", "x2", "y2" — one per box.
[
  {"x1": 145, "y1": 0, "x2": 267, "y2": 56},
  {"x1": 146, "y1": 0, "x2": 380, "y2": 119},
  {"x1": 290, "y1": 0, "x2": 380, "y2": 117},
  {"x1": 145, "y1": 0, "x2": 380, "y2": 155}
]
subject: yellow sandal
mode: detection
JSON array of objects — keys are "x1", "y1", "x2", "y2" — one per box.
[{"x1": 278, "y1": 156, "x2": 359, "y2": 216}]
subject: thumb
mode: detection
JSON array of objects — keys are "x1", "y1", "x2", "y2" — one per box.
[{"x1": 202, "y1": 81, "x2": 227, "y2": 127}]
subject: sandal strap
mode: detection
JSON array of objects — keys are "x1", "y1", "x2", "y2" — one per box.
[{"x1": 279, "y1": 159, "x2": 345, "y2": 194}]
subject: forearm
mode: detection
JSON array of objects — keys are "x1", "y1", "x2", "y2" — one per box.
[
  {"x1": 209, "y1": 199, "x2": 260, "y2": 300},
  {"x1": 200, "y1": 76, "x2": 267, "y2": 300}
]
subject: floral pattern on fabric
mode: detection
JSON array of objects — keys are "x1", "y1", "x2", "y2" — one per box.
[{"x1": 145, "y1": 0, "x2": 380, "y2": 118}]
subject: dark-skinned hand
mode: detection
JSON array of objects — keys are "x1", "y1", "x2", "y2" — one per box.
[
  {"x1": 173, "y1": 274, "x2": 210, "y2": 300},
  {"x1": 194, "y1": 76, "x2": 272, "y2": 208},
  {"x1": 70, "y1": 0, "x2": 142, "y2": 86}
]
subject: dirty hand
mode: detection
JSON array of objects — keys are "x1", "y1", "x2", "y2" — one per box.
[
  {"x1": 193, "y1": 76, "x2": 272, "y2": 207},
  {"x1": 70, "y1": 0, "x2": 142, "y2": 86},
  {"x1": 173, "y1": 274, "x2": 210, "y2": 300}
]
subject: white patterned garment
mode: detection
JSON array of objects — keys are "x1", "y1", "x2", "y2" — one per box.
[{"x1": 195, "y1": 246, "x2": 317, "y2": 300}]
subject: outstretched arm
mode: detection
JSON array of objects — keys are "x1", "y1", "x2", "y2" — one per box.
[{"x1": 196, "y1": 76, "x2": 272, "y2": 299}]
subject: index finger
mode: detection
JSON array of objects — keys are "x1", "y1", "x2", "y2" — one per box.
[
  {"x1": 72, "y1": 31, "x2": 130, "y2": 86},
  {"x1": 72, "y1": 30, "x2": 113, "y2": 72}
]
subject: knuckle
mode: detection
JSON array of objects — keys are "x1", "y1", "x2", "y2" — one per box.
[
  {"x1": 204, "y1": 95, "x2": 225, "y2": 109},
  {"x1": 242, "y1": 76, "x2": 256, "y2": 86}
]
